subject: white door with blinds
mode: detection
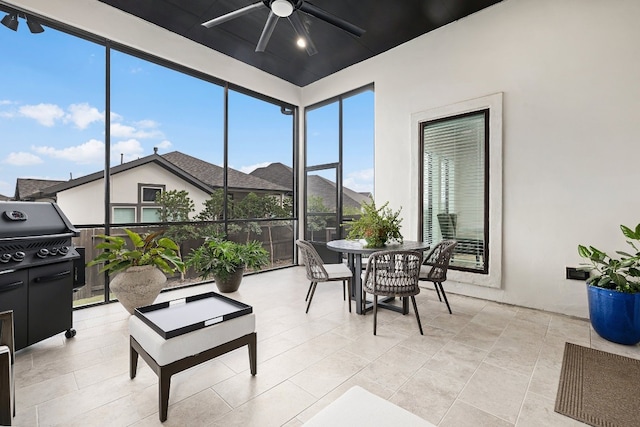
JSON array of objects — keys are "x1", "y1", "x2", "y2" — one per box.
[{"x1": 421, "y1": 109, "x2": 488, "y2": 272}]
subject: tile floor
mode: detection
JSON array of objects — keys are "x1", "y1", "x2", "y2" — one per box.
[{"x1": 10, "y1": 266, "x2": 640, "y2": 426}]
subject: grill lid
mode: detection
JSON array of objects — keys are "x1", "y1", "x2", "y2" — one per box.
[{"x1": 0, "y1": 201, "x2": 78, "y2": 239}]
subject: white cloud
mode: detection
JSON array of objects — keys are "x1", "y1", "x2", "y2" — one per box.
[
  {"x1": 3, "y1": 152, "x2": 43, "y2": 166},
  {"x1": 19, "y1": 103, "x2": 65, "y2": 127},
  {"x1": 0, "y1": 111, "x2": 15, "y2": 119},
  {"x1": 239, "y1": 162, "x2": 271, "y2": 174},
  {"x1": 135, "y1": 119, "x2": 159, "y2": 129},
  {"x1": 156, "y1": 140, "x2": 172, "y2": 150},
  {"x1": 0, "y1": 100, "x2": 13, "y2": 105},
  {"x1": 344, "y1": 168, "x2": 374, "y2": 193},
  {"x1": 32, "y1": 139, "x2": 104, "y2": 164},
  {"x1": 65, "y1": 103, "x2": 104, "y2": 129},
  {"x1": 110, "y1": 121, "x2": 163, "y2": 139},
  {"x1": 112, "y1": 139, "x2": 144, "y2": 162},
  {"x1": 110, "y1": 111, "x2": 123, "y2": 122}
]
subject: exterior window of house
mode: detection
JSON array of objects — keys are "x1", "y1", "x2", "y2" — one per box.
[
  {"x1": 141, "y1": 186, "x2": 162, "y2": 203},
  {"x1": 421, "y1": 109, "x2": 489, "y2": 273},
  {"x1": 113, "y1": 207, "x2": 136, "y2": 224},
  {"x1": 141, "y1": 207, "x2": 161, "y2": 222}
]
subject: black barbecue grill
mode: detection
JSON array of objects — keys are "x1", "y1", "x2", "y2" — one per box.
[{"x1": 0, "y1": 201, "x2": 83, "y2": 350}]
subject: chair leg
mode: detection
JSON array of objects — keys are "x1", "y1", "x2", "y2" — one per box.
[
  {"x1": 305, "y1": 281, "x2": 313, "y2": 302},
  {"x1": 306, "y1": 282, "x2": 318, "y2": 313},
  {"x1": 410, "y1": 296, "x2": 424, "y2": 335},
  {"x1": 433, "y1": 283, "x2": 442, "y2": 301},
  {"x1": 347, "y1": 279, "x2": 352, "y2": 313},
  {"x1": 373, "y1": 295, "x2": 378, "y2": 335},
  {"x1": 343, "y1": 281, "x2": 346, "y2": 301},
  {"x1": 438, "y1": 282, "x2": 452, "y2": 314}
]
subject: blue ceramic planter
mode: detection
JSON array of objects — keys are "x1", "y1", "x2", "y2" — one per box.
[{"x1": 587, "y1": 284, "x2": 640, "y2": 345}]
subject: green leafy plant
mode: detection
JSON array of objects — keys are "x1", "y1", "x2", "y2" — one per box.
[
  {"x1": 344, "y1": 197, "x2": 403, "y2": 248},
  {"x1": 87, "y1": 229, "x2": 185, "y2": 275},
  {"x1": 186, "y1": 239, "x2": 269, "y2": 281},
  {"x1": 578, "y1": 223, "x2": 640, "y2": 293}
]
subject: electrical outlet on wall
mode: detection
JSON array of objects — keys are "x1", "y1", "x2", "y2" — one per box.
[{"x1": 566, "y1": 267, "x2": 589, "y2": 281}]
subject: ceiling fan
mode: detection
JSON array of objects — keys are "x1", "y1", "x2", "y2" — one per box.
[{"x1": 201, "y1": 0, "x2": 365, "y2": 56}]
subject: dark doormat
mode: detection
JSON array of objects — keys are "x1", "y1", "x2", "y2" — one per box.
[{"x1": 555, "y1": 342, "x2": 640, "y2": 427}]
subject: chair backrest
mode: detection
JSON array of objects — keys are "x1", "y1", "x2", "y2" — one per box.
[
  {"x1": 296, "y1": 240, "x2": 329, "y2": 281},
  {"x1": 422, "y1": 240, "x2": 458, "y2": 282},
  {"x1": 363, "y1": 250, "x2": 422, "y2": 297},
  {"x1": 437, "y1": 213, "x2": 457, "y2": 239},
  {"x1": 0, "y1": 310, "x2": 14, "y2": 363}
]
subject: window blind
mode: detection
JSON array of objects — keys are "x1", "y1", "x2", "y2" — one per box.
[{"x1": 422, "y1": 110, "x2": 487, "y2": 272}]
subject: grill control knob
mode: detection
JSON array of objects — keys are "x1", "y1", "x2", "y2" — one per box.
[
  {"x1": 59, "y1": 246, "x2": 69, "y2": 255},
  {"x1": 0, "y1": 254, "x2": 11, "y2": 263},
  {"x1": 12, "y1": 251, "x2": 25, "y2": 262},
  {"x1": 49, "y1": 247, "x2": 59, "y2": 256},
  {"x1": 37, "y1": 248, "x2": 50, "y2": 258}
]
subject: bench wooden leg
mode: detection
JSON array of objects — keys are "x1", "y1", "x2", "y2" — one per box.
[
  {"x1": 248, "y1": 332, "x2": 257, "y2": 375},
  {"x1": 159, "y1": 369, "x2": 171, "y2": 422},
  {"x1": 0, "y1": 349, "x2": 11, "y2": 426},
  {"x1": 130, "y1": 339, "x2": 139, "y2": 379}
]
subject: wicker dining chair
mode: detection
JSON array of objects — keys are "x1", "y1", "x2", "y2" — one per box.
[
  {"x1": 296, "y1": 240, "x2": 353, "y2": 313},
  {"x1": 362, "y1": 250, "x2": 423, "y2": 335},
  {"x1": 419, "y1": 240, "x2": 458, "y2": 314},
  {"x1": 0, "y1": 310, "x2": 15, "y2": 426}
]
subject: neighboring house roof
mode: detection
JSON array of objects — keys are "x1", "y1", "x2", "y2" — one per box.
[
  {"x1": 15, "y1": 178, "x2": 65, "y2": 200},
  {"x1": 307, "y1": 175, "x2": 370, "y2": 211},
  {"x1": 249, "y1": 163, "x2": 370, "y2": 211},
  {"x1": 162, "y1": 152, "x2": 289, "y2": 193},
  {"x1": 38, "y1": 151, "x2": 289, "y2": 198},
  {"x1": 250, "y1": 162, "x2": 293, "y2": 190},
  {"x1": 0, "y1": 193, "x2": 11, "y2": 201}
]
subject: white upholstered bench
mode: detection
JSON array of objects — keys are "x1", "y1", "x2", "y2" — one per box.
[
  {"x1": 129, "y1": 313, "x2": 257, "y2": 422},
  {"x1": 304, "y1": 386, "x2": 435, "y2": 427}
]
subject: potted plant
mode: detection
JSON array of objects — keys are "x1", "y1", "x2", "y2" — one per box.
[
  {"x1": 186, "y1": 238, "x2": 269, "y2": 293},
  {"x1": 87, "y1": 229, "x2": 185, "y2": 314},
  {"x1": 578, "y1": 222, "x2": 640, "y2": 345},
  {"x1": 344, "y1": 198, "x2": 403, "y2": 248}
]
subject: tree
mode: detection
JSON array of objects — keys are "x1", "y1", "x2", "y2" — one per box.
[{"x1": 307, "y1": 195, "x2": 330, "y2": 240}]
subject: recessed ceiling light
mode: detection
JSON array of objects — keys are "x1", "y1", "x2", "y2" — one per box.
[{"x1": 296, "y1": 38, "x2": 306, "y2": 48}]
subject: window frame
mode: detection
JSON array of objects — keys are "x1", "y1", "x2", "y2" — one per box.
[
  {"x1": 412, "y1": 93, "x2": 503, "y2": 289},
  {"x1": 140, "y1": 185, "x2": 164, "y2": 203},
  {"x1": 420, "y1": 109, "x2": 490, "y2": 274}
]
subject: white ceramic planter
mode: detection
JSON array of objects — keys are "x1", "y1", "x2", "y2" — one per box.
[{"x1": 110, "y1": 265, "x2": 167, "y2": 314}]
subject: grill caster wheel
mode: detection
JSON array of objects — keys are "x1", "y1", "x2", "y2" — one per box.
[{"x1": 65, "y1": 329, "x2": 76, "y2": 339}]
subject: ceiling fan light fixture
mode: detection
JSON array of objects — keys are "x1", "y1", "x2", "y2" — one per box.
[{"x1": 271, "y1": 0, "x2": 293, "y2": 18}]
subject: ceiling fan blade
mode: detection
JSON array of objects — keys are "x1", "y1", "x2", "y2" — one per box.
[
  {"x1": 288, "y1": 12, "x2": 318, "y2": 56},
  {"x1": 256, "y1": 11, "x2": 279, "y2": 52},
  {"x1": 202, "y1": 2, "x2": 265, "y2": 28},
  {"x1": 298, "y1": 2, "x2": 365, "y2": 37}
]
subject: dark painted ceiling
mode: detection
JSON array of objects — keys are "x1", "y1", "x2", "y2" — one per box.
[{"x1": 98, "y1": 0, "x2": 503, "y2": 87}]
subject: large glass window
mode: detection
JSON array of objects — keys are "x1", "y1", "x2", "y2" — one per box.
[
  {"x1": 421, "y1": 110, "x2": 488, "y2": 273},
  {"x1": 304, "y1": 86, "x2": 374, "y2": 261},
  {"x1": 0, "y1": 7, "x2": 298, "y2": 308},
  {"x1": 227, "y1": 89, "x2": 295, "y2": 267}
]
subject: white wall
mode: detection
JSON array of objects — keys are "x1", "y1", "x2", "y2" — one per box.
[
  {"x1": 4, "y1": 0, "x2": 302, "y2": 106},
  {"x1": 57, "y1": 163, "x2": 211, "y2": 224},
  {"x1": 302, "y1": 0, "x2": 640, "y2": 318}
]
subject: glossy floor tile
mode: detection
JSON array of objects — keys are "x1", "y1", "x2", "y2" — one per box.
[{"x1": 10, "y1": 266, "x2": 640, "y2": 426}]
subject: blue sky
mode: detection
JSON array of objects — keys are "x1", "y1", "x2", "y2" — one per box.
[{"x1": 0, "y1": 19, "x2": 373, "y2": 197}]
